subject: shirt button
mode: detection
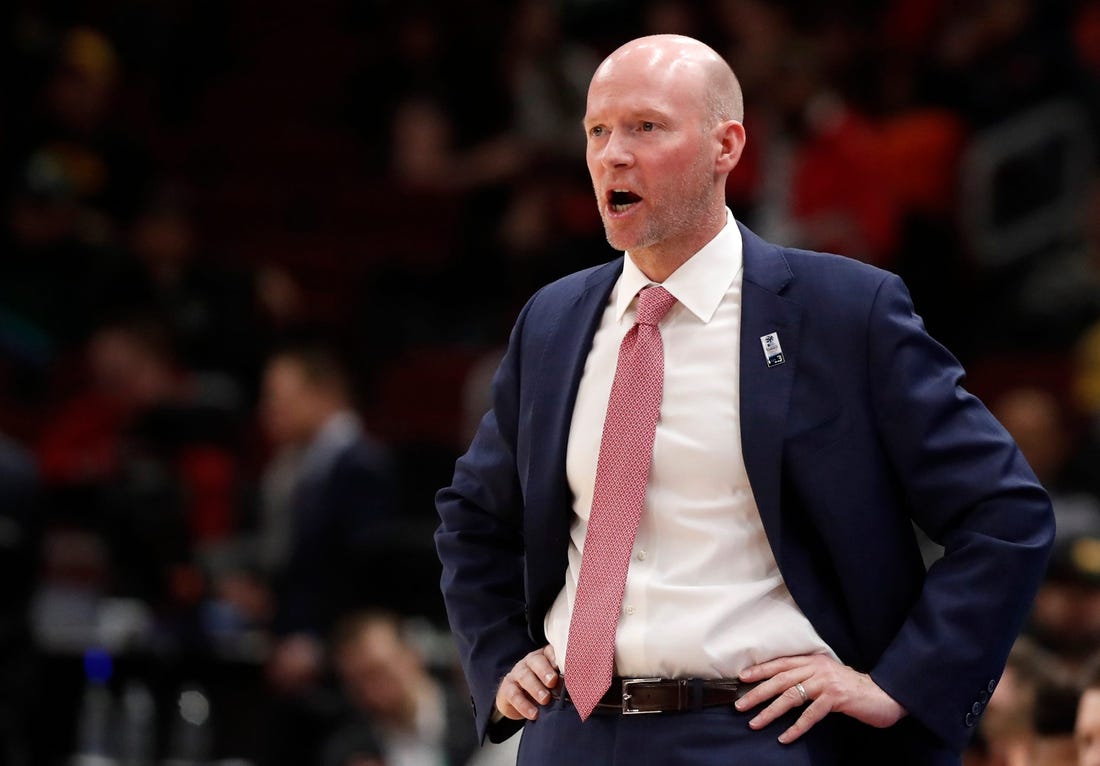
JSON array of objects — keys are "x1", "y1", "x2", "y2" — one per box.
[
  {"x1": 636, "y1": 550, "x2": 648, "y2": 561},
  {"x1": 624, "y1": 605, "x2": 636, "y2": 616}
]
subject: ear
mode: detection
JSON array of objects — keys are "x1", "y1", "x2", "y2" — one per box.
[{"x1": 714, "y1": 120, "x2": 746, "y2": 175}]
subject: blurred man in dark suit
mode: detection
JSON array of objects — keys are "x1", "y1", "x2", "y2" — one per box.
[{"x1": 259, "y1": 344, "x2": 397, "y2": 694}]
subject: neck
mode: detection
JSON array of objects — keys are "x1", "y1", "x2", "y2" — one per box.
[
  {"x1": 627, "y1": 206, "x2": 727, "y2": 283},
  {"x1": 628, "y1": 250, "x2": 691, "y2": 283}
]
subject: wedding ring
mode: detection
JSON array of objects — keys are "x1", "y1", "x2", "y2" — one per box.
[{"x1": 795, "y1": 682, "x2": 808, "y2": 704}]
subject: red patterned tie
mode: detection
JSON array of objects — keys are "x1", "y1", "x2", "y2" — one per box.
[{"x1": 564, "y1": 285, "x2": 678, "y2": 721}]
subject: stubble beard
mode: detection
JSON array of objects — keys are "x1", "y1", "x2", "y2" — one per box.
[{"x1": 598, "y1": 158, "x2": 717, "y2": 257}]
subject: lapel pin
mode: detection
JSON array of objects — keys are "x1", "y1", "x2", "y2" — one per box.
[{"x1": 760, "y1": 332, "x2": 785, "y2": 368}]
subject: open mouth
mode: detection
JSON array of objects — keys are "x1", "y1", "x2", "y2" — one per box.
[{"x1": 608, "y1": 189, "x2": 642, "y2": 213}]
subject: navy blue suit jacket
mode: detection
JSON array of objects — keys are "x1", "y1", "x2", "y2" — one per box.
[
  {"x1": 435, "y1": 224, "x2": 1054, "y2": 762},
  {"x1": 277, "y1": 436, "x2": 397, "y2": 637}
]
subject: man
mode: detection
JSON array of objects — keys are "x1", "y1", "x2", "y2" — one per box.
[
  {"x1": 1078, "y1": 659, "x2": 1100, "y2": 766},
  {"x1": 257, "y1": 344, "x2": 397, "y2": 694},
  {"x1": 323, "y1": 610, "x2": 478, "y2": 766},
  {"x1": 435, "y1": 35, "x2": 1054, "y2": 765},
  {"x1": 1029, "y1": 680, "x2": 1079, "y2": 766},
  {"x1": 1027, "y1": 532, "x2": 1100, "y2": 667},
  {"x1": 968, "y1": 637, "x2": 1055, "y2": 766}
]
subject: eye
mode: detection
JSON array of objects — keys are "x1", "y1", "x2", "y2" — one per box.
[
  {"x1": 589, "y1": 125, "x2": 605, "y2": 138},
  {"x1": 641, "y1": 122, "x2": 655, "y2": 132}
]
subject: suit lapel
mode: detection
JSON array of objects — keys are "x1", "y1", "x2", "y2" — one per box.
[
  {"x1": 534, "y1": 259, "x2": 622, "y2": 478},
  {"x1": 525, "y1": 258, "x2": 621, "y2": 628},
  {"x1": 738, "y1": 223, "x2": 801, "y2": 554}
]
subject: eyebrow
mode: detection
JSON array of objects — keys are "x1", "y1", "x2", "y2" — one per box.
[{"x1": 582, "y1": 108, "x2": 674, "y2": 128}]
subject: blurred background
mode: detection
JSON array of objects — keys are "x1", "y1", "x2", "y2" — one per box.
[{"x1": 2, "y1": 0, "x2": 1100, "y2": 764}]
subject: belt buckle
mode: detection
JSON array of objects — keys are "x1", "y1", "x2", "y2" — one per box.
[{"x1": 621, "y1": 677, "x2": 663, "y2": 715}]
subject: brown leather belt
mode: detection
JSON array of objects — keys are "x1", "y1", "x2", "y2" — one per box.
[{"x1": 555, "y1": 676, "x2": 758, "y2": 714}]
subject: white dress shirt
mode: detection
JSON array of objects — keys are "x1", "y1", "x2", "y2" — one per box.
[{"x1": 545, "y1": 209, "x2": 836, "y2": 679}]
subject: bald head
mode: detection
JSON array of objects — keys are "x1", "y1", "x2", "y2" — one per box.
[
  {"x1": 593, "y1": 35, "x2": 743, "y2": 126},
  {"x1": 583, "y1": 33, "x2": 747, "y2": 277}
]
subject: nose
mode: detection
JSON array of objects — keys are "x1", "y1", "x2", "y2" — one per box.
[{"x1": 598, "y1": 131, "x2": 633, "y2": 169}]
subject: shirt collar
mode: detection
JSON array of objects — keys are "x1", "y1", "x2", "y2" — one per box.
[
  {"x1": 299, "y1": 410, "x2": 361, "y2": 481},
  {"x1": 615, "y1": 208, "x2": 743, "y2": 324}
]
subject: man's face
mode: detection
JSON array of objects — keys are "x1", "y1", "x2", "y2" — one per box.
[
  {"x1": 1078, "y1": 688, "x2": 1100, "y2": 766},
  {"x1": 337, "y1": 624, "x2": 418, "y2": 715},
  {"x1": 260, "y1": 358, "x2": 321, "y2": 447},
  {"x1": 583, "y1": 49, "x2": 719, "y2": 262}
]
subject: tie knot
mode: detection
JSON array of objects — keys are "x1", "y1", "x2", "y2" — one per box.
[{"x1": 635, "y1": 286, "x2": 677, "y2": 326}]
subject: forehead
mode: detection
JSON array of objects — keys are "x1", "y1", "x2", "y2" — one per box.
[{"x1": 585, "y1": 50, "x2": 707, "y2": 119}]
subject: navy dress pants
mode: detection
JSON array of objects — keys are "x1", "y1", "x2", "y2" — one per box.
[{"x1": 516, "y1": 694, "x2": 841, "y2": 766}]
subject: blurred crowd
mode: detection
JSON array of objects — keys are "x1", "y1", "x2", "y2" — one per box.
[{"x1": 2, "y1": 0, "x2": 1100, "y2": 764}]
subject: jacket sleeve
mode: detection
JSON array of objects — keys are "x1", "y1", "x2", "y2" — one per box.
[
  {"x1": 864, "y1": 273, "x2": 1055, "y2": 750},
  {"x1": 435, "y1": 298, "x2": 539, "y2": 744}
]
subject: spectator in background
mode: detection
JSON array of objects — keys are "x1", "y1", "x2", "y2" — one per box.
[
  {"x1": 1028, "y1": 533, "x2": 1100, "y2": 671},
  {"x1": 324, "y1": 611, "x2": 477, "y2": 766},
  {"x1": 232, "y1": 344, "x2": 398, "y2": 766},
  {"x1": 384, "y1": 13, "x2": 522, "y2": 195},
  {"x1": 0, "y1": 143, "x2": 128, "y2": 360},
  {"x1": 992, "y1": 387, "x2": 1100, "y2": 543},
  {"x1": 115, "y1": 187, "x2": 260, "y2": 382},
  {"x1": 3, "y1": 26, "x2": 150, "y2": 229},
  {"x1": 1029, "y1": 679, "x2": 1079, "y2": 766},
  {"x1": 1078, "y1": 657, "x2": 1100, "y2": 766},
  {"x1": 775, "y1": 40, "x2": 901, "y2": 267},
  {"x1": 35, "y1": 315, "x2": 241, "y2": 608},
  {"x1": 966, "y1": 637, "x2": 1054, "y2": 766},
  {"x1": 255, "y1": 344, "x2": 397, "y2": 696},
  {"x1": 714, "y1": 21, "x2": 903, "y2": 267},
  {"x1": 0, "y1": 25, "x2": 157, "y2": 444}
]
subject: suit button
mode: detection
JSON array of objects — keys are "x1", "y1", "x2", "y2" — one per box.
[
  {"x1": 965, "y1": 713, "x2": 975, "y2": 727},
  {"x1": 979, "y1": 691, "x2": 989, "y2": 704},
  {"x1": 988, "y1": 680, "x2": 997, "y2": 693},
  {"x1": 972, "y1": 702, "x2": 982, "y2": 715}
]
